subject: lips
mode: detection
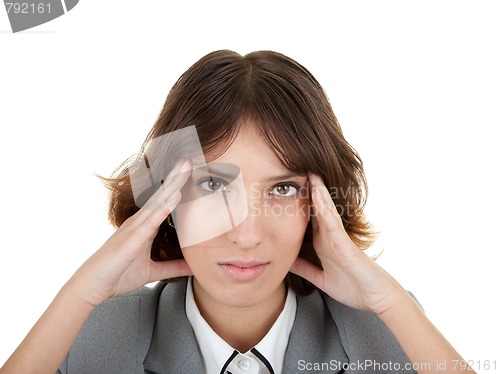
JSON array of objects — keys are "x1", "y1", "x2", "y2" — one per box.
[
  {"x1": 221, "y1": 261, "x2": 267, "y2": 268},
  {"x1": 219, "y1": 261, "x2": 269, "y2": 281}
]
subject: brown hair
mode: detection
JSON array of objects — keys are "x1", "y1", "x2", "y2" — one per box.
[{"x1": 103, "y1": 50, "x2": 376, "y2": 295}]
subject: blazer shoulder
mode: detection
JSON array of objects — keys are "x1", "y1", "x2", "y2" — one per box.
[
  {"x1": 320, "y1": 292, "x2": 417, "y2": 373},
  {"x1": 58, "y1": 282, "x2": 167, "y2": 374}
]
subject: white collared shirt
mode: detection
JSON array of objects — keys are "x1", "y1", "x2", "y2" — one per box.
[{"x1": 185, "y1": 277, "x2": 297, "y2": 374}]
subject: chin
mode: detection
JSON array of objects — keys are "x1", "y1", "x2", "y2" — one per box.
[{"x1": 219, "y1": 277, "x2": 285, "y2": 306}]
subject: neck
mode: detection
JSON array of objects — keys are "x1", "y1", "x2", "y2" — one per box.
[{"x1": 192, "y1": 278, "x2": 287, "y2": 353}]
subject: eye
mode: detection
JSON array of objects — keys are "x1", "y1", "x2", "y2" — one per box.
[
  {"x1": 269, "y1": 182, "x2": 301, "y2": 198},
  {"x1": 198, "y1": 176, "x2": 230, "y2": 193}
]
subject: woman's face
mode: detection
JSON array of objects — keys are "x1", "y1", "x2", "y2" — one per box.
[{"x1": 179, "y1": 122, "x2": 310, "y2": 308}]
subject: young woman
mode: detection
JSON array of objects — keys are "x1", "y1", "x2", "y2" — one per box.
[{"x1": 1, "y1": 50, "x2": 475, "y2": 374}]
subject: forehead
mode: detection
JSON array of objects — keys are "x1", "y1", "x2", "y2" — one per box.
[{"x1": 206, "y1": 123, "x2": 288, "y2": 173}]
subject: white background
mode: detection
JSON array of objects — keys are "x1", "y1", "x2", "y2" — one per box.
[{"x1": 1, "y1": 1, "x2": 499, "y2": 371}]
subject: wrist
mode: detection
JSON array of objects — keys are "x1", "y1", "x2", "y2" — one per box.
[
  {"x1": 376, "y1": 287, "x2": 424, "y2": 324},
  {"x1": 372, "y1": 281, "x2": 418, "y2": 317},
  {"x1": 61, "y1": 276, "x2": 101, "y2": 311}
]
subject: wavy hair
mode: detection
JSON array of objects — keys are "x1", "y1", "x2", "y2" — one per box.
[{"x1": 102, "y1": 50, "x2": 376, "y2": 295}]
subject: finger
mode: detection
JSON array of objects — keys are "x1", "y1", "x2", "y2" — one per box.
[
  {"x1": 143, "y1": 159, "x2": 192, "y2": 212},
  {"x1": 310, "y1": 203, "x2": 319, "y2": 231},
  {"x1": 140, "y1": 188, "x2": 182, "y2": 233},
  {"x1": 289, "y1": 256, "x2": 324, "y2": 288},
  {"x1": 149, "y1": 258, "x2": 193, "y2": 282},
  {"x1": 113, "y1": 161, "x2": 191, "y2": 255},
  {"x1": 138, "y1": 159, "x2": 192, "y2": 228},
  {"x1": 306, "y1": 176, "x2": 319, "y2": 231},
  {"x1": 308, "y1": 173, "x2": 344, "y2": 232}
]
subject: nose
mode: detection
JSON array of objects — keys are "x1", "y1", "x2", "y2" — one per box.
[{"x1": 225, "y1": 204, "x2": 264, "y2": 249}]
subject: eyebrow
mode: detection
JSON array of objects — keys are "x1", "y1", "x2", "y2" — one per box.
[
  {"x1": 191, "y1": 163, "x2": 239, "y2": 182},
  {"x1": 192, "y1": 162, "x2": 305, "y2": 183},
  {"x1": 262, "y1": 173, "x2": 306, "y2": 183}
]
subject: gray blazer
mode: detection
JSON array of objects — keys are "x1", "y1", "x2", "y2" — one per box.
[{"x1": 58, "y1": 278, "x2": 415, "y2": 373}]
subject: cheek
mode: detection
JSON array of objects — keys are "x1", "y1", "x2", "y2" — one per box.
[
  {"x1": 263, "y1": 199, "x2": 310, "y2": 247},
  {"x1": 180, "y1": 250, "x2": 196, "y2": 273},
  {"x1": 172, "y1": 186, "x2": 248, "y2": 248},
  {"x1": 180, "y1": 245, "x2": 211, "y2": 273}
]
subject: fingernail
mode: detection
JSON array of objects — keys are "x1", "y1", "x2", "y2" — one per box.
[
  {"x1": 167, "y1": 189, "x2": 181, "y2": 205},
  {"x1": 180, "y1": 159, "x2": 191, "y2": 173},
  {"x1": 308, "y1": 173, "x2": 318, "y2": 185},
  {"x1": 313, "y1": 187, "x2": 324, "y2": 206}
]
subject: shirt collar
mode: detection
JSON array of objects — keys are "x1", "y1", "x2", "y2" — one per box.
[{"x1": 185, "y1": 276, "x2": 297, "y2": 374}]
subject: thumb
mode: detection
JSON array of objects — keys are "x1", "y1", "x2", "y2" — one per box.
[
  {"x1": 149, "y1": 259, "x2": 193, "y2": 282},
  {"x1": 290, "y1": 256, "x2": 324, "y2": 288}
]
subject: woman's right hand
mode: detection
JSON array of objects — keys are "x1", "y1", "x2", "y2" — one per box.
[
  {"x1": 67, "y1": 159, "x2": 194, "y2": 308},
  {"x1": 1, "y1": 159, "x2": 195, "y2": 374}
]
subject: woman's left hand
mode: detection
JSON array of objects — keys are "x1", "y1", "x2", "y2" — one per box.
[
  {"x1": 290, "y1": 173, "x2": 406, "y2": 315},
  {"x1": 291, "y1": 174, "x2": 477, "y2": 373}
]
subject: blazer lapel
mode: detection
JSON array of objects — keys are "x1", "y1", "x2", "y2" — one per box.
[
  {"x1": 143, "y1": 278, "x2": 204, "y2": 374},
  {"x1": 283, "y1": 291, "x2": 349, "y2": 374}
]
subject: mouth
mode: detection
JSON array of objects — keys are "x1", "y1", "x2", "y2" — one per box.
[{"x1": 218, "y1": 261, "x2": 269, "y2": 281}]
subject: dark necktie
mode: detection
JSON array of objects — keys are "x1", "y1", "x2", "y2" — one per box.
[{"x1": 220, "y1": 348, "x2": 275, "y2": 374}]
